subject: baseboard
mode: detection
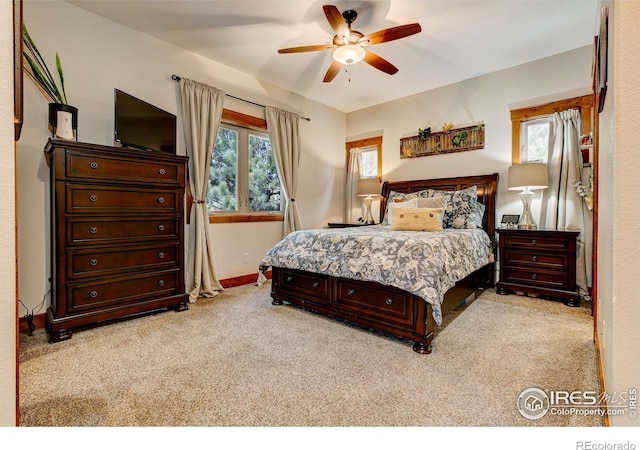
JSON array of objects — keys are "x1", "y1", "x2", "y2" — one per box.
[
  {"x1": 18, "y1": 272, "x2": 272, "y2": 333},
  {"x1": 594, "y1": 331, "x2": 609, "y2": 427}
]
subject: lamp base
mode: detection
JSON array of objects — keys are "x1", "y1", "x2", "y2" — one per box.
[
  {"x1": 362, "y1": 195, "x2": 375, "y2": 225},
  {"x1": 517, "y1": 189, "x2": 537, "y2": 230}
]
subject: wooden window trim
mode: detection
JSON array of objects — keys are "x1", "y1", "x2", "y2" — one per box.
[
  {"x1": 511, "y1": 95, "x2": 592, "y2": 163},
  {"x1": 346, "y1": 136, "x2": 383, "y2": 179},
  {"x1": 187, "y1": 108, "x2": 283, "y2": 223}
]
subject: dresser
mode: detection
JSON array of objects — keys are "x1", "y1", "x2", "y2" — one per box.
[
  {"x1": 45, "y1": 140, "x2": 189, "y2": 342},
  {"x1": 496, "y1": 228, "x2": 580, "y2": 307}
]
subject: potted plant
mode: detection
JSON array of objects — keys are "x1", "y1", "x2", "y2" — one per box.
[{"x1": 22, "y1": 24, "x2": 77, "y2": 140}]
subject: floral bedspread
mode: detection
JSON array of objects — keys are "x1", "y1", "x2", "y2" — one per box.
[{"x1": 258, "y1": 225, "x2": 494, "y2": 325}]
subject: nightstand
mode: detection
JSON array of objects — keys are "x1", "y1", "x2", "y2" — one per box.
[
  {"x1": 327, "y1": 222, "x2": 374, "y2": 228},
  {"x1": 496, "y1": 228, "x2": 580, "y2": 307}
]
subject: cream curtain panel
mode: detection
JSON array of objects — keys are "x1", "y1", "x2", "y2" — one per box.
[
  {"x1": 540, "y1": 108, "x2": 592, "y2": 296},
  {"x1": 265, "y1": 106, "x2": 303, "y2": 235},
  {"x1": 346, "y1": 147, "x2": 363, "y2": 223},
  {"x1": 179, "y1": 78, "x2": 225, "y2": 302}
]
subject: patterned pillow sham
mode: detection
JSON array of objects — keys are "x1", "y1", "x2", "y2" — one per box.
[{"x1": 427, "y1": 185, "x2": 478, "y2": 229}]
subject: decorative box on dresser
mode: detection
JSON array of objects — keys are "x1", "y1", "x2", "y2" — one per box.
[
  {"x1": 45, "y1": 139, "x2": 189, "y2": 342},
  {"x1": 496, "y1": 229, "x2": 580, "y2": 307}
]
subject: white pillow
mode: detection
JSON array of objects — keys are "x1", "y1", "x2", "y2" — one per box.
[{"x1": 386, "y1": 198, "x2": 418, "y2": 225}]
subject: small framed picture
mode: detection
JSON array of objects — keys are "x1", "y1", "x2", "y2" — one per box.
[{"x1": 501, "y1": 214, "x2": 519, "y2": 229}]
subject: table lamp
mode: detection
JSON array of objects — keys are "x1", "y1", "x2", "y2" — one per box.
[
  {"x1": 357, "y1": 178, "x2": 381, "y2": 224},
  {"x1": 507, "y1": 163, "x2": 549, "y2": 230}
]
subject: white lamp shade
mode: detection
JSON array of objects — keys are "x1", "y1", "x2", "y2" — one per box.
[
  {"x1": 507, "y1": 163, "x2": 549, "y2": 190},
  {"x1": 357, "y1": 178, "x2": 380, "y2": 196},
  {"x1": 333, "y1": 45, "x2": 366, "y2": 65}
]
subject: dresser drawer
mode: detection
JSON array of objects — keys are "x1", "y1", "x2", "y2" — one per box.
[
  {"x1": 66, "y1": 269, "x2": 183, "y2": 314},
  {"x1": 500, "y1": 234, "x2": 573, "y2": 251},
  {"x1": 65, "y1": 184, "x2": 181, "y2": 214},
  {"x1": 67, "y1": 216, "x2": 179, "y2": 246},
  {"x1": 501, "y1": 268, "x2": 569, "y2": 290},
  {"x1": 276, "y1": 269, "x2": 330, "y2": 304},
  {"x1": 67, "y1": 243, "x2": 179, "y2": 279},
  {"x1": 503, "y1": 249, "x2": 568, "y2": 270},
  {"x1": 66, "y1": 151, "x2": 183, "y2": 185},
  {"x1": 335, "y1": 279, "x2": 414, "y2": 327}
]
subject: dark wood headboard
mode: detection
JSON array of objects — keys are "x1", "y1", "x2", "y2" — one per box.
[{"x1": 380, "y1": 173, "x2": 499, "y2": 242}]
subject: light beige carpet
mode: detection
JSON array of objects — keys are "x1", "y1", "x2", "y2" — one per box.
[{"x1": 19, "y1": 284, "x2": 601, "y2": 427}]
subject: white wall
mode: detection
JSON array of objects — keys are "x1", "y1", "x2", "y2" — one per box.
[
  {"x1": 596, "y1": 0, "x2": 640, "y2": 427},
  {"x1": 0, "y1": 0, "x2": 17, "y2": 427},
  {"x1": 346, "y1": 46, "x2": 593, "y2": 223},
  {"x1": 16, "y1": 0, "x2": 345, "y2": 315}
]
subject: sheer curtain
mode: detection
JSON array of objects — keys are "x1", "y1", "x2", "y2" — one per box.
[
  {"x1": 539, "y1": 108, "x2": 592, "y2": 296},
  {"x1": 346, "y1": 147, "x2": 363, "y2": 223},
  {"x1": 178, "y1": 77, "x2": 225, "y2": 302},
  {"x1": 265, "y1": 106, "x2": 303, "y2": 235}
]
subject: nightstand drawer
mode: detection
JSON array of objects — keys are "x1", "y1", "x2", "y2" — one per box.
[
  {"x1": 500, "y1": 234, "x2": 573, "y2": 251},
  {"x1": 502, "y1": 268, "x2": 569, "y2": 290},
  {"x1": 504, "y1": 249, "x2": 568, "y2": 270}
]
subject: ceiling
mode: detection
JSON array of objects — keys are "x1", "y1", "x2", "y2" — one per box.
[{"x1": 68, "y1": 0, "x2": 598, "y2": 113}]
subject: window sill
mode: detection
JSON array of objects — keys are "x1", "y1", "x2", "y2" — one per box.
[{"x1": 209, "y1": 214, "x2": 284, "y2": 224}]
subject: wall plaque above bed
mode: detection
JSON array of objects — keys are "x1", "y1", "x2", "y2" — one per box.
[{"x1": 400, "y1": 123, "x2": 485, "y2": 159}]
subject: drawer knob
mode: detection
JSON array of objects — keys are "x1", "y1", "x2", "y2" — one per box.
[
  {"x1": 158, "y1": 168, "x2": 166, "y2": 175},
  {"x1": 531, "y1": 274, "x2": 538, "y2": 280},
  {"x1": 385, "y1": 297, "x2": 394, "y2": 305},
  {"x1": 158, "y1": 196, "x2": 165, "y2": 204},
  {"x1": 90, "y1": 162, "x2": 98, "y2": 169},
  {"x1": 89, "y1": 290, "x2": 98, "y2": 298},
  {"x1": 158, "y1": 280, "x2": 165, "y2": 287},
  {"x1": 348, "y1": 289, "x2": 355, "y2": 296},
  {"x1": 312, "y1": 282, "x2": 319, "y2": 289},
  {"x1": 532, "y1": 255, "x2": 538, "y2": 262},
  {"x1": 158, "y1": 224, "x2": 165, "y2": 231},
  {"x1": 89, "y1": 194, "x2": 97, "y2": 202},
  {"x1": 90, "y1": 258, "x2": 98, "y2": 266},
  {"x1": 531, "y1": 239, "x2": 537, "y2": 245},
  {"x1": 90, "y1": 226, "x2": 98, "y2": 234},
  {"x1": 286, "y1": 276, "x2": 293, "y2": 283},
  {"x1": 158, "y1": 252, "x2": 165, "y2": 259}
]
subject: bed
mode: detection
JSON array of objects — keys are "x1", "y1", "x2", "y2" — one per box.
[{"x1": 258, "y1": 173, "x2": 498, "y2": 354}]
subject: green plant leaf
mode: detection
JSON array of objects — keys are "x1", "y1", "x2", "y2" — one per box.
[{"x1": 22, "y1": 24, "x2": 67, "y2": 104}]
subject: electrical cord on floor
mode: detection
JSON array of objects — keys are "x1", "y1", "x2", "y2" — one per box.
[{"x1": 18, "y1": 290, "x2": 49, "y2": 336}]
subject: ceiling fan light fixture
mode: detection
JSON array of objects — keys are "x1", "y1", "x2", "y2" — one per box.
[{"x1": 332, "y1": 44, "x2": 365, "y2": 65}]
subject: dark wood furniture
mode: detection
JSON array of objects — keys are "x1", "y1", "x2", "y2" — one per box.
[
  {"x1": 496, "y1": 228, "x2": 580, "y2": 307},
  {"x1": 270, "y1": 173, "x2": 498, "y2": 354},
  {"x1": 45, "y1": 140, "x2": 189, "y2": 342},
  {"x1": 327, "y1": 222, "x2": 372, "y2": 228}
]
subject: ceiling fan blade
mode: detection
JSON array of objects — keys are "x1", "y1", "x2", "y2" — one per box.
[
  {"x1": 323, "y1": 60, "x2": 342, "y2": 83},
  {"x1": 364, "y1": 50, "x2": 399, "y2": 75},
  {"x1": 278, "y1": 45, "x2": 335, "y2": 54},
  {"x1": 323, "y1": 5, "x2": 347, "y2": 37},
  {"x1": 360, "y1": 23, "x2": 422, "y2": 46}
]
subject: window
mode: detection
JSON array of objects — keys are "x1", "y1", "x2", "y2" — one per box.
[
  {"x1": 346, "y1": 136, "x2": 382, "y2": 180},
  {"x1": 206, "y1": 109, "x2": 283, "y2": 223},
  {"x1": 510, "y1": 95, "x2": 592, "y2": 164},
  {"x1": 520, "y1": 117, "x2": 552, "y2": 163}
]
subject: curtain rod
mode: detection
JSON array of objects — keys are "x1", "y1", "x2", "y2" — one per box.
[{"x1": 171, "y1": 75, "x2": 310, "y2": 122}]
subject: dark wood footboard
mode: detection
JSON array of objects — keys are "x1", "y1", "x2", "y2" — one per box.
[{"x1": 270, "y1": 264, "x2": 492, "y2": 354}]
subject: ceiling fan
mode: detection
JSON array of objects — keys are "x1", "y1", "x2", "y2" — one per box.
[{"x1": 278, "y1": 4, "x2": 422, "y2": 82}]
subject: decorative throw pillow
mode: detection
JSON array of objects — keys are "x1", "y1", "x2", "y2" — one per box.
[
  {"x1": 427, "y1": 185, "x2": 478, "y2": 229},
  {"x1": 416, "y1": 196, "x2": 448, "y2": 210},
  {"x1": 385, "y1": 198, "x2": 418, "y2": 225},
  {"x1": 390, "y1": 207, "x2": 444, "y2": 232},
  {"x1": 381, "y1": 190, "x2": 430, "y2": 225}
]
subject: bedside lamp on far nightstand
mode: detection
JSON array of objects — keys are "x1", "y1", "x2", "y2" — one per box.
[
  {"x1": 357, "y1": 178, "x2": 381, "y2": 224},
  {"x1": 507, "y1": 163, "x2": 549, "y2": 230}
]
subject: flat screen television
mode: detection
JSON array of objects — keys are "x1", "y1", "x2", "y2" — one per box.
[{"x1": 114, "y1": 89, "x2": 176, "y2": 154}]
